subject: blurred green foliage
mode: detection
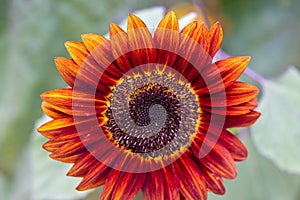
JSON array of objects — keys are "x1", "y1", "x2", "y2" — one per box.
[
  {"x1": 209, "y1": 134, "x2": 300, "y2": 200},
  {"x1": 220, "y1": 0, "x2": 300, "y2": 76},
  {"x1": 0, "y1": 0, "x2": 299, "y2": 199},
  {"x1": 252, "y1": 67, "x2": 300, "y2": 174}
]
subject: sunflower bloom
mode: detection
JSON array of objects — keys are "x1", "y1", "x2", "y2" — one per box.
[{"x1": 38, "y1": 11, "x2": 260, "y2": 200}]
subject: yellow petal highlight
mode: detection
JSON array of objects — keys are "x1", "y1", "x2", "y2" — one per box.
[{"x1": 157, "y1": 11, "x2": 179, "y2": 31}]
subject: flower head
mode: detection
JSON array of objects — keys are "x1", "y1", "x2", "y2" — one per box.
[{"x1": 38, "y1": 11, "x2": 260, "y2": 199}]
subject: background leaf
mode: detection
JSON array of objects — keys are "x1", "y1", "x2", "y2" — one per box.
[
  {"x1": 219, "y1": 0, "x2": 300, "y2": 77},
  {"x1": 251, "y1": 67, "x2": 300, "y2": 174},
  {"x1": 209, "y1": 134, "x2": 300, "y2": 200},
  {"x1": 31, "y1": 116, "x2": 93, "y2": 200}
]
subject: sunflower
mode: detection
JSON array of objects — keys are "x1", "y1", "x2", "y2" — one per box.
[{"x1": 38, "y1": 11, "x2": 260, "y2": 200}]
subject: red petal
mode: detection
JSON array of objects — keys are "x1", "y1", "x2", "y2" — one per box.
[
  {"x1": 157, "y1": 11, "x2": 179, "y2": 30},
  {"x1": 49, "y1": 140, "x2": 86, "y2": 163},
  {"x1": 110, "y1": 23, "x2": 133, "y2": 73},
  {"x1": 195, "y1": 56, "x2": 251, "y2": 94},
  {"x1": 199, "y1": 110, "x2": 260, "y2": 134},
  {"x1": 127, "y1": 14, "x2": 156, "y2": 66},
  {"x1": 67, "y1": 153, "x2": 99, "y2": 177},
  {"x1": 65, "y1": 41, "x2": 114, "y2": 93},
  {"x1": 172, "y1": 152, "x2": 207, "y2": 200},
  {"x1": 199, "y1": 81, "x2": 259, "y2": 107},
  {"x1": 37, "y1": 117, "x2": 104, "y2": 138},
  {"x1": 197, "y1": 125, "x2": 248, "y2": 161},
  {"x1": 55, "y1": 57, "x2": 79, "y2": 87},
  {"x1": 219, "y1": 130, "x2": 248, "y2": 161},
  {"x1": 37, "y1": 117, "x2": 76, "y2": 138},
  {"x1": 76, "y1": 162, "x2": 111, "y2": 191},
  {"x1": 41, "y1": 88, "x2": 107, "y2": 116},
  {"x1": 199, "y1": 164, "x2": 225, "y2": 195},
  {"x1": 161, "y1": 166, "x2": 180, "y2": 199},
  {"x1": 65, "y1": 41, "x2": 95, "y2": 67},
  {"x1": 81, "y1": 33, "x2": 124, "y2": 78},
  {"x1": 192, "y1": 133, "x2": 237, "y2": 179},
  {"x1": 46, "y1": 131, "x2": 104, "y2": 163},
  {"x1": 142, "y1": 170, "x2": 164, "y2": 200},
  {"x1": 112, "y1": 173, "x2": 146, "y2": 200},
  {"x1": 43, "y1": 132, "x2": 79, "y2": 152},
  {"x1": 225, "y1": 82, "x2": 259, "y2": 106},
  {"x1": 153, "y1": 11, "x2": 179, "y2": 67},
  {"x1": 81, "y1": 33, "x2": 107, "y2": 52},
  {"x1": 224, "y1": 110, "x2": 261, "y2": 128},
  {"x1": 207, "y1": 22, "x2": 223, "y2": 58},
  {"x1": 101, "y1": 170, "x2": 146, "y2": 200},
  {"x1": 201, "y1": 98, "x2": 258, "y2": 116},
  {"x1": 142, "y1": 166, "x2": 179, "y2": 200},
  {"x1": 176, "y1": 21, "x2": 210, "y2": 81},
  {"x1": 41, "y1": 101, "x2": 68, "y2": 119}
]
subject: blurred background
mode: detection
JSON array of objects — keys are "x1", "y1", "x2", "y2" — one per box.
[{"x1": 0, "y1": 0, "x2": 300, "y2": 199}]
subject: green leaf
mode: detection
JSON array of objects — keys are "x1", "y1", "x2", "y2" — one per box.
[
  {"x1": 251, "y1": 67, "x2": 300, "y2": 174},
  {"x1": 209, "y1": 134, "x2": 300, "y2": 200}
]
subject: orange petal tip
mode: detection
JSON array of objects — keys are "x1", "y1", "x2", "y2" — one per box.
[
  {"x1": 64, "y1": 41, "x2": 83, "y2": 53},
  {"x1": 54, "y1": 56, "x2": 67, "y2": 65},
  {"x1": 127, "y1": 13, "x2": 147, "y2": 30},
  {"x1": 212, "y1": 21, "x2": 221, "y2": 28},
  {"x1": 37, "y1": 123, "x2": 47, "y2": 133},
  {"x1": 64, "y1": 41, "x2": 74, "y2": 49},
  {"x1": 109, "y1": 23, "x2": 125, "y2": 37},
  {"x1": 166, "y1": 10, "x2": 176, "y2": 17},
  {"x1": 158, "y1": 11, "x2": 179, "y2": 30},
  {"x1": 81, "y1": 33, "x2": 106, "y2": 42},
  {"x1": 241, "y1": 55, "x2": 251, "y2": 61},
  {"x1": 81, "y1": 33, "x2": 94, "y2": 41},
  {"x1": 238, "y1": 56, "x2": 251, "y2": 66},
  {"x1": 210, "y1": 21, "x2": 222, "y2": 33}
]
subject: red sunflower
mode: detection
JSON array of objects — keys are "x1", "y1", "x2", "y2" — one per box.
[{"x1": 38, "y1": 11, "x2": 260, "y2": 200}]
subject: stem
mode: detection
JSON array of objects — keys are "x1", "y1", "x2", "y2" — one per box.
[{"x1": 244, "y1": 68, "x2": 265, "y2": 86}]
